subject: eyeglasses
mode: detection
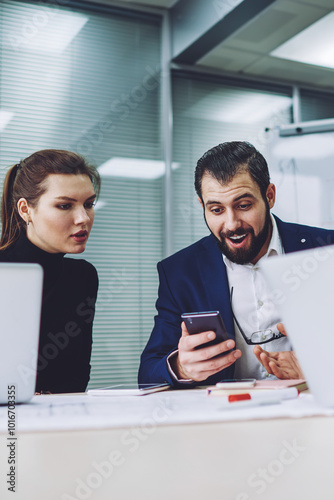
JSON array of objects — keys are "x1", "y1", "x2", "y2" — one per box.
[{"x1": 230, "y1": 287, "x2": 284, "y2": 345}]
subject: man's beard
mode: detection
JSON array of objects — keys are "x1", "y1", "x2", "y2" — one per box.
[{"x1": 208, "y1": 204, "x2": 271, "y2": 265}]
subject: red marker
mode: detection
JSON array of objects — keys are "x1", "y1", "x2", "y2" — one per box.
[{"x1": 227, "y1": 387, "x2": 300, "y2": 405}]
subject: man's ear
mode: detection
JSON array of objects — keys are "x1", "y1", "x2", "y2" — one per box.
[
  {"x1": 198, "y1": 196, "x2": 204, "y2": 208},
  {"x1": 17, "y1": 198, "x2": 30, "y2": 224},
  {"x1": 266, "y1": 183, "x2": 276, "y2": 209}
]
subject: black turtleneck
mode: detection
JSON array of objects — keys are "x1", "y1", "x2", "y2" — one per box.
[{"x1": 0, "y1": 231, "x2": 98, "y2": 393}]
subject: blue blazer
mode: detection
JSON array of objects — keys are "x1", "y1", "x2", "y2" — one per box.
[{"x1": 138, "y1": 216, "x2": 334, "y2": 387}]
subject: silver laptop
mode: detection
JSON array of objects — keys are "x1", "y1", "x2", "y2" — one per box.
[
  {"x1": 0, "y1": 263, "x2": 43, "y2": 404},
  {"x1": 260, "y1": 244, "x2": 334, "y2": 407}
]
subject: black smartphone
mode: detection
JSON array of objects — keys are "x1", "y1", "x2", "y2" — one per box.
[{"x1": 181, "y1": 311, "x2": 230, "y2": 348}]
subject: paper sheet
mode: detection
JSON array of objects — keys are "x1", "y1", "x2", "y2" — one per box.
[{"x1": 1, "y1": 390, "x2": 334, "y2": 433}]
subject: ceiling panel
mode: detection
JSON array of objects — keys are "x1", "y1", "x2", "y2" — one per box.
[
  {"x1": 197, "y1": 0, "x2": 334, "y2": 90},
  {"x1": 217, "y1": 1, "x2": 329, "y2": 54},
  {"x1": 198, "y1": 47, "x2": 261, "y2": 73},
  {"x1": 92, "y1": 0, "x2": 177, "y2": 7},
  {"x1": 295, "y1": 0, "x2": 334, "y2": 8},
  {"x1": 245, "y1": 55, "x2": 334, "y2": 88}
]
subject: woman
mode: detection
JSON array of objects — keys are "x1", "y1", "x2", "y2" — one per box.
[{"x1": 0, "y1": 149, "x2": 101, "y2": 394}]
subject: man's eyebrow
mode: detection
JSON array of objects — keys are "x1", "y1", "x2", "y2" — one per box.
[
  {"x1": 205, "y1": 200, "x2": 222, "y2": 207},
  {"x1": 54, "y1": 194, "x2": 96, "y2": 202},
  {"x1": 205, "y1": 193, "x2": 256, "y2": 206},
  {"x1": 233, "y1": 193, "x2": 256, "y2": 202}
]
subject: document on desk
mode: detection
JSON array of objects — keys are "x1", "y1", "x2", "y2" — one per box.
[{"x1": 1, "y1": 390, "x2": 334, "y2": 433}]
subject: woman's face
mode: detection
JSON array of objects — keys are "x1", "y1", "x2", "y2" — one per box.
[{"x1": 22, "y1": 174, "x2": 96, "y2": 254}]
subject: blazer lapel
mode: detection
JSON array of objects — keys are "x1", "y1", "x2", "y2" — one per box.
[{"x1": 274, "y1": 215, "x2": 319, "y2": 253}]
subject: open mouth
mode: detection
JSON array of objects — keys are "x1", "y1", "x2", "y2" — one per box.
[
  {"x1": 227, "y1": 233, "x2": 250, "y2": 247},
  {"x1": 71, "y1": 230, "x2": 88, "y2": 241},
  {"x1": 229, "y1": 234, "x2": 247, "y2": 243},
  {"x1": 73, "y1": 231, "x2": 87, "y2": 237}
]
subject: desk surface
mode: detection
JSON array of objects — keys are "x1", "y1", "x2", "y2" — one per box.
[{"x1": 1, "y1": 390, "x2": 333, "y2": 500}]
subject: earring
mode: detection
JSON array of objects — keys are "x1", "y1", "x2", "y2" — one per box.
[{"x1": 26, "y1": 219, "x2": 30, "y2": 227}]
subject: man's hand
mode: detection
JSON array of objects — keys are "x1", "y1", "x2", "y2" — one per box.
[
  {"x1": 253, "y1": 323, "x2": 304, "y2": 380},
  {"x1": 171, "y1": 322, "x2": 242, "y2": 382}
]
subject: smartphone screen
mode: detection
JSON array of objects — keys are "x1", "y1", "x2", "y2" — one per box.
[{"x1": 181, "y1": 311, "x2": 230, "y2": 348}]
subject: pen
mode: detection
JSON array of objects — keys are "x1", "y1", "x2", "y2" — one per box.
[
  {"x1": 221, "y1": 396, "x2": 282, "y2": 410},
  {"x1": 218, "y1": 387, "x2": 300, "y2": 410},
  {"x1": 227, "y1": 387, "x2": 300, "y2": 403}
]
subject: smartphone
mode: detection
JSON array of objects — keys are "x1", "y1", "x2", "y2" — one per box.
[
  {"x1": 181, "y1": 311, "x2": 229, "y2": 348},
  {"x1": 216, "y1": 379, "x2": 256, "y2": 389}
]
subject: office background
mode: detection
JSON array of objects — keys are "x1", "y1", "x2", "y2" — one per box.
[{"x1": 0, "y1": 0, "x2": 333, "y2": 388}]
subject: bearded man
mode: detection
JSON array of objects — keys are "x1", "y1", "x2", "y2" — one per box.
[{"x1": 139, "y1": 141, "x2": 334, "y2": 387}]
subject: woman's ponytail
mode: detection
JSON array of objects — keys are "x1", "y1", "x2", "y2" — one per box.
[{"x1": 0, "y1": 164, "x2": 22, "y2": 250}]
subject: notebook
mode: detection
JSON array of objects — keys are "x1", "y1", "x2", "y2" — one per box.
[
  {"x1": 0, "y1": 263, "x2": 43, "y2": 404},
  {"x1": 260, "y1": 244, "x2": 334, "y2": 407}
]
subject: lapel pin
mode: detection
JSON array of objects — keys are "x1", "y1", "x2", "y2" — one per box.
[{"x1": 301, "y1": 238, "x2": 306, "y2": 243}]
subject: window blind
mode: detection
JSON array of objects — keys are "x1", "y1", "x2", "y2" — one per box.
[
  {"x1": 0, "y1": 0, "x2": 162, "y2": 387},
  {"x1": 300, "y1": 88, "x2": 334, "y2": 122}
]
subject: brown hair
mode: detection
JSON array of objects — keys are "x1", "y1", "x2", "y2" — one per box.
[
  {"x1": 0, "y1": 149, "x2": 101, "y2": 251},
  {"x1": 195, "y1": 141, "x2": 270, "y2": 201}
]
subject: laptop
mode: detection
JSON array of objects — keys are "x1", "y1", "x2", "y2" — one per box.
[
  {"x1": 260, "y1": 244, "x2": 334, "y2": 407},
  {"x1": 0, "y1": 263, "x2": 43, "y2": 404}
]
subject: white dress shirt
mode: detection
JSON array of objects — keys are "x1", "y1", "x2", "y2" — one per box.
[{"x1": 224, "y1": 214, "x2": 291, "y2": 379}]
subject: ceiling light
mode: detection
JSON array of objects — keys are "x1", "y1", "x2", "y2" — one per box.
[
  {"x1": 271, "y1": 12, "x2": 334, "y2": 69},
  {"x1": 6, "y1": 6, "x2": 88, "y2": 54},
  {"x1": 0, "y1": 110, "x2": 14, "y2": 132},
  {"x1": 94, "y1": 200, "x2": 107, "y2": 211},
  {"x1": 185, "y1": 90, "x2": 291, "y2": 123},
  {"x1": 98, "y1": 158, "x2": 179, "y2": 180}
]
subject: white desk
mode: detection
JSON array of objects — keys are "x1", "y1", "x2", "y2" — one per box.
[{"x1": 1, "y1": 390, "x2": 333, "y2": 500}]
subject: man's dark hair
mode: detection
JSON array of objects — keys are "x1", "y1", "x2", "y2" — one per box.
[{"x1": 194, "y1": 141, "x2": 270, "y2": 200}]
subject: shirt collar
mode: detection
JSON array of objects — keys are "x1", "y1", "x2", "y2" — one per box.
[
  {"x1": 266, "y1": 214, "x2": 283, "y2": 258},
  {"x1": 222, "y1": 214, "x2": 283, "y2": 270}
]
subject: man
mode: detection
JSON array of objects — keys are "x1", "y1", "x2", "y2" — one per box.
[{"x1": 138, "y1": 141, "x2": 334, "y2": 388}]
